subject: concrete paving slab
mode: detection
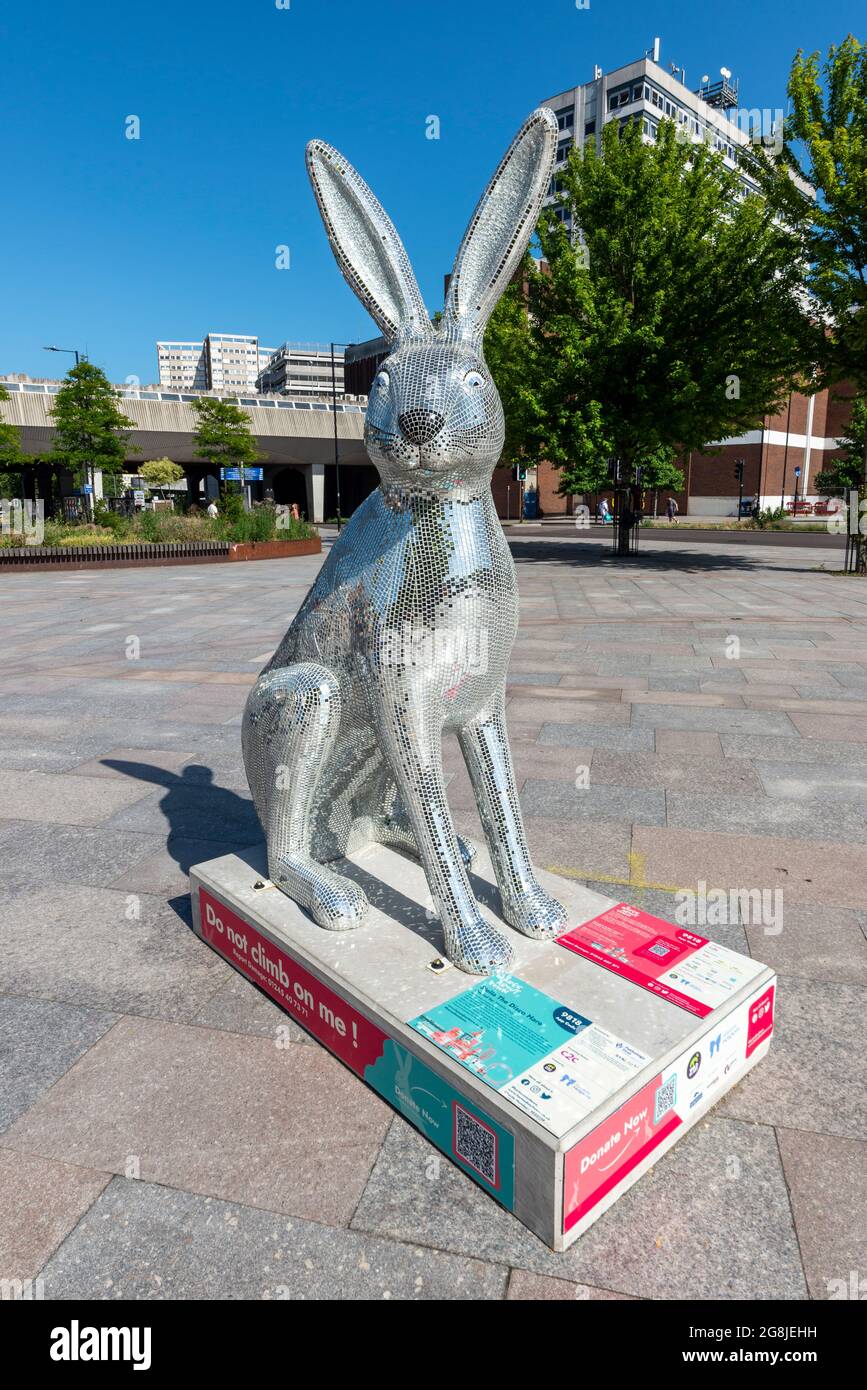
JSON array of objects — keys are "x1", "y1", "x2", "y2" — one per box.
[
  {"x1": 37, "y1": 1177, "x2": 508, "y2": 1300},
  {"x1": 776, "y1": 1129, "x2": 867, "y2": 1300},
  {"x1": 0, "y1": 886, "x2": 230, "y2": 1018},
  {"x1": 722, "y1": 734, "x2": 867, "y2": 764},
  {"x1": 666, "y1": 790, "x2": 867, "y2": 844},
  {"x1": 507, "y1": 1270, "x2": 633, "y2": 1299},
  {"x1": 718, "y1": 977, "x2": 867, "y2": 1140},
  {"x1": 190, "y1": 972, "x2": 318, "y2": 1043},
  {"x1": 0, "y1": 995, "x2": 117, "y2": 1134},
  {"x1": 633, "y1": 824, "x2": 867, "y2": 909},
  {"x1": 350, "y1": 1116, "x2": 806, "y2": 1298},
  {"x1": 522, "y1": 779, "x2": 666, "y2": 825},
  {"x1": 789, "y1": 711, "x2": 867, "y2": 742},
  {"x1": 654, "y1": 730, "x2": 724, "y2": 757},
  {"x1": 2, "y1": 1017, "x2": 391, "y2": 1226},
  {"x1": 509, "y1": 697, "x2": 630, "y2": 725},
  {"x1": 0, "y1": 821, "x2": 167, "y2": 899},
  {"x1": 0, "y1": 1151, "x2": 110, "y2": 1284},
  {"x1": 109, "y1": 837, "x2": 264, "y2": 897},
  {"x1": 0, "y1": 768, "x2": 154, "y2": 826},
  {"x1": 70, "y1": 747, "x2": 196, "y2": 781},
  {"x1": 591, "y1": 750, "x2": 761, "y2": 793},
  {"x1": 539, "y1": 722, "x2": 655, "y2": 751},
  {"x1": 633, "y1": 705, "x2": 797, "y2": 736},
  {"x1": 742, "y1": 904, "x2": 867, "y2": 986}
]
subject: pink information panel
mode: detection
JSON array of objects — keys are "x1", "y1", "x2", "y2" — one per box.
[{"x1": 558, "y1": 903, "x2": 764, "y2": 1018}]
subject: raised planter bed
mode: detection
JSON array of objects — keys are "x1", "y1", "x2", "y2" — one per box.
[
  {"x1": 0, "y1": 536, "x2": 321, "y2": 571},
  {"x1": 227, "y1": 539, "x2": 322, "y2": 561}
]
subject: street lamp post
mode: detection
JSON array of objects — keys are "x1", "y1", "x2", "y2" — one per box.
[
  {"x1": 43, "y1": 346, "x2": 81, "y2": 366},
  {"x1": 734, "y1": 457, "x2": 745, "y2": 518}
]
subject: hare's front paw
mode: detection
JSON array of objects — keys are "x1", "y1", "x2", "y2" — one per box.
[
  {"x1": 501, "y1": 885, "x2": 567, "y2": 941},
  {"x1": 445, "y1": 917, "x2": 513, "y2": 976}
]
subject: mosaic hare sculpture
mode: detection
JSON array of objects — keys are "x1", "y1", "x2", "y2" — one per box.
[{"x1": 243, "y1": 107, "x2": 566, "y2": 975}]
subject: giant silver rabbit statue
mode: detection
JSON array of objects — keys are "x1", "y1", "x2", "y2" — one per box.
[{"x1": 243, "y1": 107, "x2": 566, "y2": 975}]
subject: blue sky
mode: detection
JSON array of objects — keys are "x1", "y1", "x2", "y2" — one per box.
[{"x1": 0, "y1": 0, "x2": 861, "y2": 385}]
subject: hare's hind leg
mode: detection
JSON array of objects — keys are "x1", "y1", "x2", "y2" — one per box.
[
  {"x1": 243, "y1": 662, "x2": 368, "y2": 931},
  {"x1": 376, "y1": 814, "x2": 478, "y2": 870},
  {"x1": 371, "y1": 782, "x2": 478, "y2": 869}
]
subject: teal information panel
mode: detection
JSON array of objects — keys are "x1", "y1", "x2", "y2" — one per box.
[
  {"x1": 410, "y1": 975, "x2": 650, "y2": 1138},
  {"x1": 365, "y1": 1039, "x2": 515, "y2": 1209}
]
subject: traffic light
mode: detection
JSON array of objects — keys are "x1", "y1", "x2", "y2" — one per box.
[{"x1": 734, "y1": 461, "x2": 745, "y2": 482}]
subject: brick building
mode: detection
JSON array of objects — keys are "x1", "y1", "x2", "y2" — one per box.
[{"x1": 532, "y1": 382, "x2": 857, "y2": 518}]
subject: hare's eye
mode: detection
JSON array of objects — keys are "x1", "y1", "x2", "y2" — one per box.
[
  {"x1": 463, "y1": 370, "x2": 485, "y2": 390},
  {"x1": 375, "y1": 370, "x2": 390, "y2": 391}
]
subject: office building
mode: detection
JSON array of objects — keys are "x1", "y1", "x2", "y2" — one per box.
[
  {"x1": 256, "y1": 343, "x2": 345, "y2": 398},
  {"x1": 542, "y1": 39, "x2": 811, "y2": 227},
  {"x1": 157, "y1": 333, "x2": 276, "y2": 394},
  {"x1": 156, "y1": 341, "x2": 209, "y2": 391}
]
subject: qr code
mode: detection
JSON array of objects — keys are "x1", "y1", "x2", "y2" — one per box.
[
  {"x1": 654, "y1": 1074, "x2": 677, "y2": 1123},
  {"x1": 453, "y1": 1104, "x2": 497, "y2": 1186},
  {"x1": 648, "y1": 942, "x2": 671, "y2": 958}
]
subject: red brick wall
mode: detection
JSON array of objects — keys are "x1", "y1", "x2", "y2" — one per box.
[
  {"x1": 491, "y1": 466, "x2": 510, "y2": 516},
  {"x1": 688, "y1": 444, "x2": 763, "y2": 499},
  {"x1": 536, "y1": 461, "x2": 573, "y2": 516},
  {"x1": 766, "y1": 391, "x2": 811, "y2": 435},
  {"x1": 824, "y1": 383, "x2": 857, "y2": 439}
]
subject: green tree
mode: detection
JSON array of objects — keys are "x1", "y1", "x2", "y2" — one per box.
[
  {"x1": 190, "y1": 398, "x2": 260, "y2": 501},
  {"x1": 814, "y1": 395, "x2": 867, "y2": 494},
  {"x1": 486, "y1": 119, "x2": 819, "y2": 552},
  {"x1": 779, "y1": 36, "x2": 867, "y2": 567},
  {"x1": 0, "y1": 384, "x2": 26, "y2": 497},
  {"x1": 484, "y1": 280, "x2": 536, "y2": 469},
  {"x1": 140, "y1": 458, "x2": 186, "y2": 487},
  {"x1": 49, "y1": 362, "x2": 134, "y2": 514}
]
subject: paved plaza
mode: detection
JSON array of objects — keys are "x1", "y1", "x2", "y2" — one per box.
[{"x1": 1, "y1": 530, "x2": 865, "y2": 1300}]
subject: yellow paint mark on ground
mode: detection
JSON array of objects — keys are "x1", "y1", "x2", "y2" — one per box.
[{"x1": 544, "y1": 849, "x2": 684, "y2": 897}]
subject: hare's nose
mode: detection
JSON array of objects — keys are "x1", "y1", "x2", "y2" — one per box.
[{"x1": 398, "y1": 409, "x2": 445, "y2": 445}]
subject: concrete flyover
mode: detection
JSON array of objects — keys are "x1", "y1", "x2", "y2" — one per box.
[{"x1": 0, "y1": 381, "x2": 373, "y2": 522}]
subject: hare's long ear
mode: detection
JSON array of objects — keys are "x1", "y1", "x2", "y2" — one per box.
[
  {"x1": 307, "y1": 140, "x2": 431, "y2": 342},
  {"x1": 443, "y1": 108, "x2": 558, "y2": 342}
]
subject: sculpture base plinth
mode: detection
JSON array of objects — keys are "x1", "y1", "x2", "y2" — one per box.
[{"x1": 190, "y1": 843, "x2": 775, "y2": 1251}]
